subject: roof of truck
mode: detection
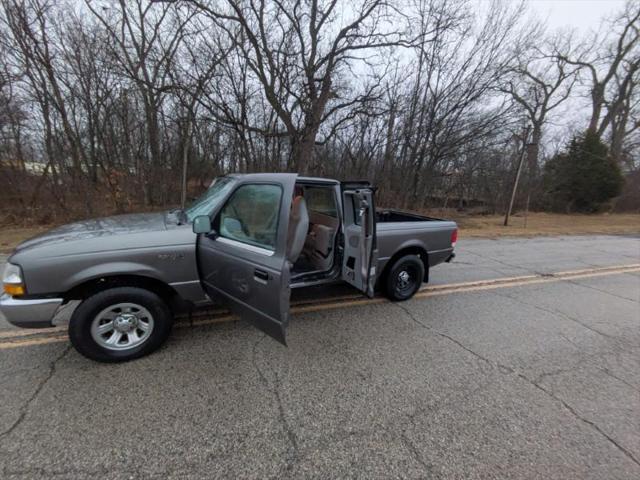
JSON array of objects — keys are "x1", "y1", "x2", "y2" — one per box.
[
  {"x1": 297, "y1": 176, "x2": 340, "y2": 185},
  {"x1": 226, "y1": 173, "x2": 340, "y2": 185}
]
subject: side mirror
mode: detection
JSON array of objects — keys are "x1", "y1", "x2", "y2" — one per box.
[{"x1": 192, "y1": 215, "x2": 213, "y2": 234}]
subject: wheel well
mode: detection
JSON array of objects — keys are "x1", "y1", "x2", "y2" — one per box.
[
  {"x1": 380, "y1": 246, "x2": 429, "y2": 284},
  {"x1": 63, "y1": 275, "x2": 180, "y2": 307}
]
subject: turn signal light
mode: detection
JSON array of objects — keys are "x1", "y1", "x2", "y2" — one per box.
[
  {"x1": 3, "y1": 263, "x2": 25, "y2": 296},
  {"x1": 4, "y1": 284, "x2": 25, "y2": 296}
]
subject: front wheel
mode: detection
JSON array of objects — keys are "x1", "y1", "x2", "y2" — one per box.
[
  {"x1": 384, "y1": 254, "x2": 425, "y2": 301},
  {"x1": 69, "y1": 287, "x2": 173, "y2": 362}
]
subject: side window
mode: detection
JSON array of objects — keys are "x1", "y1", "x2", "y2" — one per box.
[
  {"x1": 303, "y1": 186, "x2": 337, "y2": 217},
  {"x1": 218, "y1": 184, "x2": 282, "y2": 251}
]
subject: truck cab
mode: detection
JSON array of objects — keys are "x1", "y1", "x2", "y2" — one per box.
[{"x1": 191, "y1": 174, "x2": 377, "y2": 345}]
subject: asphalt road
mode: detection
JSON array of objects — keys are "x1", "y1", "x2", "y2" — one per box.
[{"x1": 0, "y1": 235, "x2": 639, "y2": 479}]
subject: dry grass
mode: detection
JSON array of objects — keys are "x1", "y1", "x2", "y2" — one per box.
[
  {"x1": 0, "y1": 226, "x2": 50, "y2": 254},
  {"x1": 0, "y1": 212, "x2": 638, "y2": 255},
  {"x1": 451, "y1": 212, "x2": 640, "y2": 238}
]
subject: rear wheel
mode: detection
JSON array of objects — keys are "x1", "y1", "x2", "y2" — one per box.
[
  {"x1": 69, "y1": 287, "x2": 173, "y2": 362},
  {"x1": 384, "y1": 254, "x2": 425, "y2": 301}
]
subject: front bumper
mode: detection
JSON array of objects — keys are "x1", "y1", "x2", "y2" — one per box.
[{"x1": 0, "y1": 294, "x2": 64, "y2": 328}]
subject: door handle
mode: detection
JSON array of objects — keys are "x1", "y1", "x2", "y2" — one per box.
[{"x1": 254, "y1": 269, "x2": 269, "y2": 281}]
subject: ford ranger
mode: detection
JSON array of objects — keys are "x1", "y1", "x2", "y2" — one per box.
[{"x1": 0, "y1": 174, "x2": 457, "y2": 362}]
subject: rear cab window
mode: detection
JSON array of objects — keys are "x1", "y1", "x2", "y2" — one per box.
[{"x1": 303, "y1": 186, "x2": 338, "y2": 218}]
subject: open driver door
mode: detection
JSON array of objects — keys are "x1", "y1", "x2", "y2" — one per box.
[{"x1": 195, "y1": 174, "x2": 298, "y2": 345}]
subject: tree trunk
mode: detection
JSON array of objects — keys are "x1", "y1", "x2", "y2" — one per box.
[
  {"x1": 142, "y1": 99, "x2": 161, "y2": 206},
  {"x1": 378, "y1": 105, "x2": 396, "y2": 187},
  {"x1": 291, "y1": 129, "x2": 317, "y2": 173},
  {"x1": 588, "y1": 84, "x2": 605, "y2": 133},
  {"x1": 527, "y1": 125, "x2": 542, "y2": 178},
  {"x1": 609, "y1": 110, "x2": 628, "y2": 165},
  {"x1": 181, "y1": 117, "x2": 192, "y2": 209}
]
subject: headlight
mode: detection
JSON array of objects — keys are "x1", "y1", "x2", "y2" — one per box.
[{"x1": 3, "y1": 263, "x2": 25, "y2": 296}]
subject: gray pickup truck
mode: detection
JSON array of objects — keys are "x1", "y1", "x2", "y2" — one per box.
[{"x1": 1, "y1": 174, "x2": 457, "y2": 361}]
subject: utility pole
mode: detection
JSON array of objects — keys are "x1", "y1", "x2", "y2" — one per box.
[
  {"x1": 504, "y1": 126, "x2": 530, "y2": 227},
  {"x1": 523, "y1": 136, "x2": 539, "y2": 230}
]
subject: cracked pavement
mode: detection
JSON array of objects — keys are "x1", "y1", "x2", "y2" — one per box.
[{"x1": 0, "y1": 234, "x2": 639, "y2": 479}]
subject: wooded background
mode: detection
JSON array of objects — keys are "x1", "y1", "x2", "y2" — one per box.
[{"x1": 0, "y1": 0, "x2": 638, "y2": 224}]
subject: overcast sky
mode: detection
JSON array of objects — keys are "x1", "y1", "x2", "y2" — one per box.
[{"x1": 527, "y1": 0, "x2": 626, "y2": 32}]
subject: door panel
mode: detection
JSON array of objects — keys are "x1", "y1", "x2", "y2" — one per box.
[
  {"x1": 198, "y1": 238, "x2": 291, "y2": 343},
  {"x1": 342, "y1": 188, "x2": 378, "y2": 297},
  {"x1": 196, "y1": 176, "x2": 297, "y2": 344}
]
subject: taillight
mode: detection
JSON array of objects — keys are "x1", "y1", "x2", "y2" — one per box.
[{"x1": 451, "y1": 228, "x2": 458, "y2": 247}]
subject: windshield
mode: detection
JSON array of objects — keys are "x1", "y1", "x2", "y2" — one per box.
[{"x1": 185, "y1": 176, "x2": 236, "y2": 221}]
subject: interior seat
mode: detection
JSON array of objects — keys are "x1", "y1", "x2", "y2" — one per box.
[
  {"x1": 304, "y1": 224, "x2": 335, "y2": 271},
  {"x1": 286, "y1": 196, "x2": 309, "y2": 263}
]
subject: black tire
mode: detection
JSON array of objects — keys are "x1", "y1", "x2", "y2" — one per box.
[
  {"x1": 68, "y1": 287, "x2": 173, "y2": 363},
  {"x1": 384, "y1": 254, "x2": 425, "y2": 301}
]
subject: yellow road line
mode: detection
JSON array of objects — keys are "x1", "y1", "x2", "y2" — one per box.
[
  {"x1": 0, "y1": 334, "x2": 68, "y2": 350},
  {"x1": 1, "y1": 263, "x2": 638, "y2": 350},
  {"x1": 0, "y1": 326, "x2": 66, "y2": 340},
  {"x1": 289, "y1": 265, "x2": 640, "y2": 315}
]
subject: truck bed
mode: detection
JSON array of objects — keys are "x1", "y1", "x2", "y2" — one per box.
[
  {"x1": 374, "y1": 209, "x2": 457, "y2": 271},
  {"x1": 376, "y1": 209, "x2": 444, "y2": 223}
]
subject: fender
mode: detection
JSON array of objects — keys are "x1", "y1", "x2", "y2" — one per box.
[{"x1": 65, "y1": 261, "x2": 169, "y2": 292}]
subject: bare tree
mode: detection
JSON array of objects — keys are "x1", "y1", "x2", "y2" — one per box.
[
  {"x1": 187, "y1": 0, "x2": 411, "y2": 172},
  {"x1": 610, "y1": 66, "x2": 640, "y2": 168},
  {"x1": 557, "y1": 1, "x2": 640, "y2": 139},
  {"x1": 1, "y1": 0, "x2": 639, "y2": 224},
  {"x1": 1, "y1": 0, "x2": 78, "y2": 211},
  {"x1": 86, "y1": 0, "x2": 195, "y2": 204},
  {"x1": 168, "y1": 17, "x2": 230, "y2": 206},
  {"x1": 501, "y1": 32, "x2": 580, "y2": 178},
  {"x1": 391, "y1": 0, "x2": 526, "y2": 208}
]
